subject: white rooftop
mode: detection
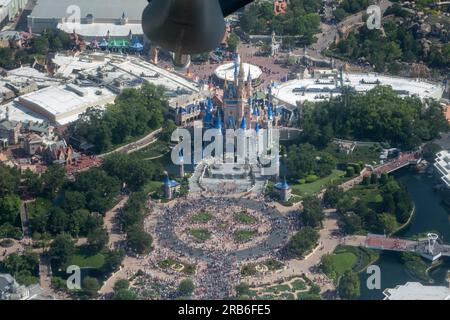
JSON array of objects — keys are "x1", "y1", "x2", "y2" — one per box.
[
  {"x1": 57, "y1": 22, "x2": 143, "y2": 38},
  {"x1": 434, "y1": 150, "x2": 450, "y2": 188},
  {"x1": 109, "y1": 59, "x2": 199, "y2": 93},
  {"x1": 0, "y1": 101, "x2": 46, "y2": 124},
  {"x1": 383, "y1": 282, "x2": 450, "y2": 300},
  {"x1": 51, "y1": 53, "x2": 110, "y2": 78},
  {"x1": 18, "y1": 85, "x2": 116, "y2": 125},
  {"x1": 272, "y1": 72, "x2": 445, "y2": 106},
  {"x1": 30, "y1": 0, "x2": 148, "y2": 21},
  {"x1": 214, "y1": 62, "x2": 262, "y2": 82}
]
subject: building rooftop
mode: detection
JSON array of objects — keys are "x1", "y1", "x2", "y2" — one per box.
[
  {"x1": 272, "y1": 71, "x2": 445, "y2": 106},
  {"x1": 18, "y1": 84, "x2": 116, "y2": 125},
  {"x1": 383, "y1": 282, "x2": 450, "y2": 300},
  {"x1": 214, "y1": 62, "x2": 262, "y2": 82},
  {"x1": 57, "y1": 22, "x2": 143, "y2": 38},
  {"x1": 434, "y1": 150, "x2": 450, "y2": 188},
  {"x1": 29, "y1": 0, "x2": 148, "y2": 22}
]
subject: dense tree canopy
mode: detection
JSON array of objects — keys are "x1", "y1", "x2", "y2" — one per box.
[
  {"x1": 240, "y1": 0, "x2": 321, "y2": 45},
  {"x1": 69, "y1": 83, "x2": 167, "y2": 153},
  {"x1": 285, "y1": 226, "x2": 319, "y2": 258},
  {"x1": 338, "y1": 270, "x2": 360, "y2": 300},
  {"x1": 102, "y1": 153, "x2": 161, "y2": 191},
  {"x1": 301, "y1": 86, "x2": 449, "y2": 150},
  {"x1": 301, "y1": 196, "x2": 325, "y2": 228},
  {"x1": 49, "y1": 233, "x2": 76, "y2": 269},
  {"x1": 285, "y1": 143, "x2": 337, "y2": 179}
]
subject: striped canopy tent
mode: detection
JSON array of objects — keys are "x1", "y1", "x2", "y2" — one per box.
[
  {"x1": 99, "y1": 38, "x2": 109, "y2": 49},
  {"x1": 129, "y1": 37, "x2": 144, "y2": 52},
  {"x1": 109, "y1": 39, "x2": 129, "y2": 49}
]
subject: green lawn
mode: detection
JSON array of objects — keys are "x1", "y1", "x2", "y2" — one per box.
[
  {"x1": 234, "y1": 212, "x2": 257, "y2": 224},
  {"x1": 329, "y1": 252, "x2": 357, "y2": 276},
  {"x1": 233, "y1": 230, "x2": 257, "y2": 243},
  {"x1": 191, "y1": 212, "x2": 213, "y2": 223},
  {"x1": 347, "y1": 185, "x2": 384, "y2": 212},
  {"x1": 325, "y1": 144, "x2": 380, "y2": 166},
  {"x1": 291, "y1": 279, "x2": 306, "y2": 291},
  {"x1": 189, "y1": 228, "x2": 211, "y2": 242},
  {"x1": 135, "y1": 140, "x2": 170, "y2": 159},
  {"x1": 142, "y1": 180, "x2": 163, "y2": 194},
  {"x1": 291, "y1": 170, "x2": 345, "y2": 197},
  {"x1": 67, "y1": 252, "x2": 106, "y2": 269}
]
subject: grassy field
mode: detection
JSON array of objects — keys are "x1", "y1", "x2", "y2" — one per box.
[
  {"x1": 325, "y1": 144, "x2": 380, "y2": 166},
  {"x1": 234, "y1": 212, "x2": 257, "y2": 224},
  {"x1": 67, "y1": 251, "x2": 106, "y2": 269},
  {"x1": 291, "y1": 170, "x2": 345, "y2": 197},
  {"x1": 142, "y1": 180, "x2": 163, "y2": 194},
  {"x1": 191, "y1": 212, "x2": 213, "y2": 223},
  {"x1": 189, "y1": 228, "x2": 211, "y2": 242},
  {"x1": 347, "y1": 185, "x2": 384, "y2": 212},
  {"x1": 233, "y1": 230, "x2": 257, "y2": 243},
  {"x1": 134, "y1": 140, "x2": 170, "y2": 160},
  {"x1": 323, "y1": 245, "x2": 380, "y2": 282}
]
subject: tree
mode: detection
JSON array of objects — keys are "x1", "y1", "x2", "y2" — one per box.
[
  {"x1": 285, "y1": 227, "x2": 319, "y2": 258},
  {"x1": 82, "y1": 276, "x2": 100, "y2": 297},
  {"x1": 323, "y1": 186, "x2": 344, "y2": 208},
  {"x1": 67, "y1": 209, "x2": 90, "y2": 237},
  {"x1": 178, "y1": 278, "x2": 195, "y2": 297},
  {"x1": 102, "y1": 154, "x2": 158, "y2": 191},
  {"x1": 0, "y1": 163, "x2": 20, "y2": 196},
  {"x1": 22, "y1": 169, "x2": 42, "y2": 196},
  {"x1": 376, "y1": 213, "x2": 398, "y2": 235},
  {"x1": 41, "y1": 165, "x2": 67, "y2": 197},
  {"x1": 235, "y1": 283, "x2": 251, "y2": 297},
  {"x1": 62, "y1": 191, "x2": 86, "y2": 213},
  {"x1": 422, "y1": 143, "x2": 441, "y2": 162},
  {"x1": 227, "y1": 33, "x2": 240, "y2": 52},
  {"x1": 338, "y1": 270, "x2": 360, "y2": 300},
  {"x1": 113, "y1": 288, "x2": 137, "y2": 300},
  {"x1": 301, "y1": 196, "x2": 324, "y2": 228},
  {"x1": 72, "y1": 168, "x2": 121, "y2": 214},
  {"x1": 126, "y1": 226, "x2": 153, "y2": 254},
  {"x1": 0, "y1": 195, "x2": 20, "y2": 225},
  {"x1": 47, "y1": 207, "x2": 68, "y2": 235},
  {"x1": 87, "y1": 227, "x2": 109, "y2": 253},
  {"x1": 160, "y1": 120, "x2": 177, "y2": 143},
  {"x1": 49, "y1": 233, "x2": 75, "y2": 269},
  {"x1": 113, "y1": 279, "x2": 130, "y2": 292},
  {"x1": 103, "y1": 248, "x2": 125, "y2": 275}
]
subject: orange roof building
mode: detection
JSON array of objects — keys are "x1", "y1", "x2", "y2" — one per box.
[{"x1": 274, "y1": 0, "x2": 288, "y2": 15}]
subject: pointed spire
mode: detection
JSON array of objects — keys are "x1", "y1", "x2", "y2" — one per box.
[
  {"x1": 207, "y1": 97, "x2": 213, "y2": 112},
  {"x1": 240, "y1": 116, "x2": 247, "y2": 130}
]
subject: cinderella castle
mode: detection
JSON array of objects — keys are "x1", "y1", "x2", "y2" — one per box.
[{"x1": 202, "y1": 54, "x2": 280, "y2": 166}]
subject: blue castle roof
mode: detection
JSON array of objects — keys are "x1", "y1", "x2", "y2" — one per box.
[
  {"x1": 164, "y1": 175, "x2": 179, "y2": 187},
  {"x1": 240, "y1": 116, "x2": 247, "y2": 130},
  {"x1": 274, "y1": 177, "x2": 290, "y2": 190}
]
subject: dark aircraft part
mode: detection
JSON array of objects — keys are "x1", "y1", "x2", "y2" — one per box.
[
  {"x1": 142, "y1": 0, "x2": 254, "y2": 55},
  {"x1": 219, "y1": 0, "x2": 254, "y2": 17}
]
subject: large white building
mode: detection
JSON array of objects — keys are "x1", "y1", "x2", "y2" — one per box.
[
  {"x1": 0, "y1": 0, "x2": 27, "y2": 28},
  {"x1": 272, "y1": 69, "x2": 445, "y2": 107},
  {"x1": 0, "y1": 53, "x2": 201, "y2": 127},
  {"x1": 27, "y1": 0, "x2": 148, "y2": 40},
  {"x1": 434, "y1": 150, "x2": 450, "y2": 189},
  {"x1": 383, "y1": 282, "x2": 450, "y2": 300}
]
